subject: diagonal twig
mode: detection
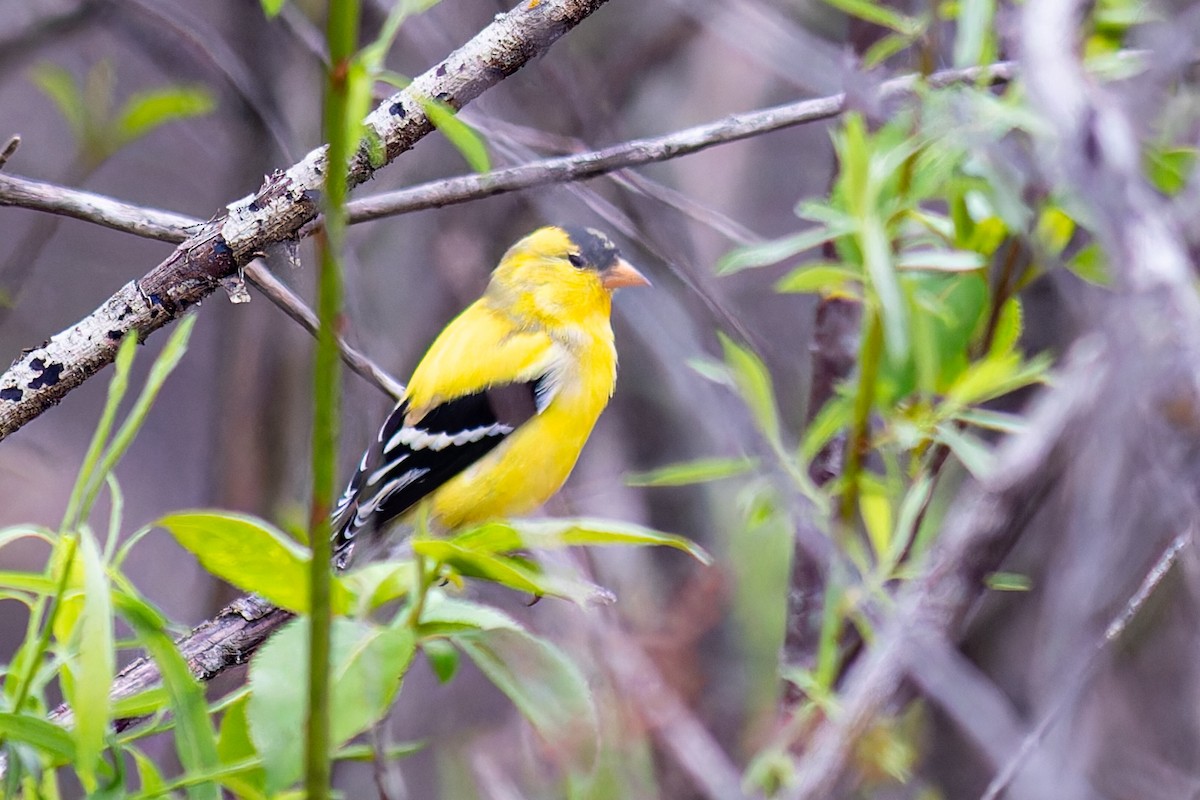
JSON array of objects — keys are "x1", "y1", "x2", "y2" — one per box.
[{"x1": 0, "y1": 0, "x2": 611, "y2": 443}]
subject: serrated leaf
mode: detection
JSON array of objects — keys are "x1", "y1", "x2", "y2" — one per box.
[
  {"x1": 988, "y1": 297, "x2": 1023, "y2": 357},
  {"x1": 117, "y1": 592, "x2": 220, "y2": 800},
  {"x1": 625, "y1": 456, "x2": 757, "y2": 487},
  {"x1": 158, "y1": 511, "x2": 350, "y2": 614},
  {"x1": 116, "y1": 86, "x2": 214, "y2": 146},
  {"x1": 248, "y1": 618, "x2": 414, "y2": 793},
  {"x1": 455, "y1": 628, "x2": 597, "y2": 771}
]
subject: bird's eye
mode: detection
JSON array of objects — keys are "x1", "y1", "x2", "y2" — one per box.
[{"x1": 567, "y1": 252, "x2": 586, "y2": 269}]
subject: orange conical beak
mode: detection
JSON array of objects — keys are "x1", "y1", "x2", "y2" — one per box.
[{"x1": 601, "y1": 258, "x2": 651, "y2": 290}]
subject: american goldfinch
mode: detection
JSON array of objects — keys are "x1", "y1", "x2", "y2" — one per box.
[{"x1": 331, "y1": 225, "x2": 649, "y2": 568}]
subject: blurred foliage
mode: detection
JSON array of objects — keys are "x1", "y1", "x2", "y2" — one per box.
[
  {"x1": 6, "y1": 0, "x2": 1200, "y2": 795},
  {"x1": 31, "y1": 60, "x2": 214, "y2": 171}
]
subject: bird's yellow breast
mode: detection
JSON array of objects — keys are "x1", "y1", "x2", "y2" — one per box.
[{"x1": 424, "y1": 324, "x2": 617, "y2": 529}]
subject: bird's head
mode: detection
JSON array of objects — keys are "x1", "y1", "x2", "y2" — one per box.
[{"x1": 487, "y1": 226, "x2": 650, "y2": 327}]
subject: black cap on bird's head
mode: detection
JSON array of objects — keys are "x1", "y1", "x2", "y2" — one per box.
[{"x1": 560, "y1": 225, "x2": 651, "y2": 290}]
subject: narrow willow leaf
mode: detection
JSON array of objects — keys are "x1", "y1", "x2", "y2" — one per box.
[
  {"x1": 716, "y1": 226, "x2": 847, "y2": 275},
  {"x1": 935, "y1": 424, "x2": 995, "y2": 479},
  {"x1": 451, "y1": 518, "x2": 712, "y2": 565},
  {"x1": 718, "y1": 333, "x2": 781, "y2": 445},
  {"x1": 775, "y1": 264, "x2": 862, "y2": 296},
  {"x1": 986, "y1": 571, "x2": 1033, "y2": 591},
  {"x1": 419, "y1": 96, "x2": 490, "y2": 172},
  {"x1": 625, "y1": 456, "x2": 757, "y2": 487},
  {"x1": 72, "y1": 533, "x2": 114, "y2": 788},
  {"x1": 118, "y1": 593, "x2": 220, "y2": 800},
  {"x1": 412, "y1": 539, "x2": 614, "y2": 605},
  {"x1": 0, "y1": 714, "x2": 74, "y2": 764},
  {"x1": 116, "y1": 87, "x2": 215, "y2": 146}
]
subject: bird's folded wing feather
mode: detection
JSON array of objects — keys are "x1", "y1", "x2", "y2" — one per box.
[{"x1": 332, "y1": 305, "x2": 562, "y2": 564}]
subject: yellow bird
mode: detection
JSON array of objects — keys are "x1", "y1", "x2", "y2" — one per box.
[{"x1": 332, "y1": 225, "x2": 650, "y2": 568}]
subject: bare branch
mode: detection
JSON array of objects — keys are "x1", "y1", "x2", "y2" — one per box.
[
  {"x1": 785, "y1": 338, "x2": 1110, "y2": 798},
  {"x1": 0, "y1": 136, "x2": 19, "y2": 171},
  {"x1": 0, "y1": 0, "x2": 610, "y2": 442},
  {"x1": 344, "y1": 61, "x2": 1016, "y2": 224},
  {"x1": 981, "y1": 529, "x2": 1193, "y2": 800}
]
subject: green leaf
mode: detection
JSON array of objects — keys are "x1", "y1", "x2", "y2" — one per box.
[
  {"x1": 412, "y1": 539, "x2": 614, "y2": 605},
  {"x1": 117, "y1": 592, "x2": 220, "y2": 800},
  {"x1": 116, "y1": 87, "x2": 215, "y2": 146},
  {"x1": 985, "y1": 571, "x2": 1033, "y2": 591},
  {"x1": 718, "y1": 333, "x2": 781, "y2": 445},
  {"x1": 625, "y1": 456, "x2": 757, "y2": 487},
  {"x1": 70, "y1": 533, "x2": 114, "y2": 788},
  {"x1": 111, "y1": 687, "x2": 169, "y2": 719},
  {"x1": 248, "y1": 618, "x2": 415, "y2": 793},
  {"x1": 416, "y1": 593, "x2": 523, "y2": 636},
  {"x1": 418, "y1": 96, "x2": 490, "y2": 173},
  {"x1": 337, "y1": 560, "x2": 415, "y2": 616},
  {"x1": 259, "y1": 0, "x2": 287, "y2": 17},
  {"x1": 1145, "y1": 145, "x2": 1196, "y2": 196},
  {"x1": 30, "y1": 64, "x2": 86, "y2": 140},
  {"x1": 451, "y1": 518, "x2": 712, "y2": 565},
  {"x1": 422, "y1": 639, "x2": 459, "y2": 684},
  {"x1": 818, "y1": 0, "x2": 923, "y2": 34},
  {"x1": 1035, "y1": 206, "x2": 1076, "y2": 256},
  {"x1": 158, "y1": 511, "x2": 351, "y2": 614},
  {"x1": 953, "y1": 407, "x2": 1026, "y2": 434},
  {"x1": 716, "y1": 227, "x2": 848, "y2": 275},
  {"x1": 934, "y1": 423, "x2": 994, "y2": 478},
  {"x1": 800, "y1": 393, "x2": 852, "y2": 462},
  {"x1": 64, "y1": 332, "x2": 136, "y2": 531},
  {"x1": 129, "y1": 746, "x2": 168, "y2": 796},
  {"x1": 216, "y1": 694, "x2": 266, "y2": 798},
  {"x1": 455, "y1": 628, "x2": 597, "y2": 771},
  {"x1": 895, "y1": 249, "x2": 986, "y2": 272},
  {"x1": 0, "y1": 714, "x2": 75, "y2": 765},
  {"x1": 775, "y1": 263, "x2": 862, "y2": 296},
  {"x1": 82, "y1": 316, "x2": 197, "y2": 518},
  {"x1": 952, "y1": 0, "x2": 996, "y2": 67},
  {"x1": 1066, "y1": 243, "x2": 1110, "y2": 285}
]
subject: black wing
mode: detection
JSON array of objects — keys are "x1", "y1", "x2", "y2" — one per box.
[{"x1": 331, "y1": 377, "x2": 550, "y2": 568}]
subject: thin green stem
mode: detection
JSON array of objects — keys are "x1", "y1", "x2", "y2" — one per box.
[
  {"x1": 839, "y1": 310, "x2": 884, "y2": 533},
  {"x1": 8, "y1": 533, "x2": 78, "y2": 717},
  {"x1": 306, "y1": 0, "x2": 359, "y2": 796}
]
